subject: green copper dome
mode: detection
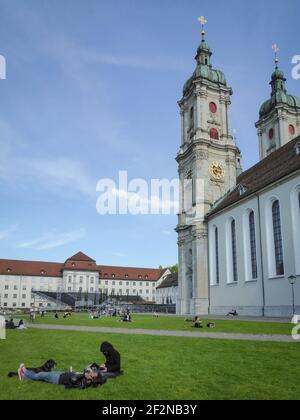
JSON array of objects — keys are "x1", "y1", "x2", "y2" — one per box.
[
  {"x1": 183, "y1": 64, "x2": 227, "y2": 95},
  {"x1": 259, "y1": 67, "x2": 300, "y2": 118},
  {"x1": 183, "y1": 40, "x2": 227, "y2": 95}
]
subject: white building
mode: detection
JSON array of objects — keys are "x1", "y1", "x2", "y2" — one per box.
[
  {"x1": 0, "y1": 252, "x2": 168, "y2": 309},
  {"x1": 176, "y1": 21, "x2": 300, "y2": 317},
  {"x1": 156, "y1": 273, "x2": 178, "y2": 306}
]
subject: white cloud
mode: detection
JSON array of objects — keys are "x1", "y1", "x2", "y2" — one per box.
[
  {"x1": 17, "y1": 228, "x2": 86, "y2": 250},
  {"x1": 0, "y1": 126, "x2": 96, "y2": 199},
  {"x1": 0, "y1": 224, "x2": 18, "y2": 240},
  {"x1": 29, "y1": 157, "x2": 96, "y2": 198}
]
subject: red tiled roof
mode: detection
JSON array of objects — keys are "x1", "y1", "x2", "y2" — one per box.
[
  {"x1": 0, "y1": 256, "x2": 164, "y2": 281},
  {"x1": 66, "y1": 252, "x2": 96, "y2": 263},
  {"x1": 0, "y1": 259, "x2": 63, "y2": 278},
  {"x1": 208, "y1": 136, "x2": 300, "y2": 217},
  {"x1": 63, "y1": 251, "x2": 99, "y2": 272},
  {"x1": 98, "y1": 265, "x2": 163, "y2": 282}
]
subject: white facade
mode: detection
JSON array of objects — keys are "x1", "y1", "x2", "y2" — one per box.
[
  {"x1": 156, "y1": 284, "x2": 178, "y2": 306},
  {"x1": 0, "y1": 275, "x2": 60, "y2": 309},
  {"x1": 0, "y1": 257, "x2": 168, "y2": 309},
  {"x1": 208, "y1": 174, "x2": 300, "y2": 316}
]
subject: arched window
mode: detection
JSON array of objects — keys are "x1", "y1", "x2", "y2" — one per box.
[
  {"x1": 215, "y1": 227, "x2": 220, "y2": 285},
  {"x1": 231, "y1": 220, "x2": 238, "y2": 282},
  {"x1": 209, "y1": 128, "x2": 219, "y2": 140},
  {"x1": 189, "y1": 107, "x2": 194, "y2": 129},
  {"x1": 290, "y1": 186, "x2": 300, "y2": 275},
  {"x1": 272, "y1": 200, "x2": 284, "y2": 276},
  {"x1": 209, "y1": 225, "x2": 220, "y2": 286},
  {"x1": 249, "y1": 211, "x2": 258, "y2": 279}
]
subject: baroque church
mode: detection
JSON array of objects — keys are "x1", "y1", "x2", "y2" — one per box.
[{"x1": 176, "y1": 19, "x2": 300, "y2": 317}]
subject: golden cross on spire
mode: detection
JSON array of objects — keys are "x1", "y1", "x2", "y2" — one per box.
[
  {"x1": 198, "y1": 16, "x2": 208, "y2": 40},
  {"x1": 272, "y1": 43, "x2": 280, "y2": 68}
]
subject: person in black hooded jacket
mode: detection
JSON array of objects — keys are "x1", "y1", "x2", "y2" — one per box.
[{"x1": 91, "y1": 342, "x2": 121, "y2": 376}]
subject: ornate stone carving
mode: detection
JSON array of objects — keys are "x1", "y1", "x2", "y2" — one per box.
[
  {"x1": 192, "y1": 227, "x2": 208, "y2": 240},
  {"x1": 195, "y1": 150, "x2": 209, "y2": 160}
]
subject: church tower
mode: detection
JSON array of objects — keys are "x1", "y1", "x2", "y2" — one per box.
[
  {"x1": 256, "y1": 44, "x2": 300, "y2": 160},
  {"x1": 176, "y1": 17, "x2": 242, "y2": 316}
]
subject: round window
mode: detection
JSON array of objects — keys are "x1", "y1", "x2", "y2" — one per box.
[
  {"x1": 209, "y1": 102, "x2": 217, "y2": 114},
  {"x1": 289, "y1": 124, "x2": 295, "y2": 136}
]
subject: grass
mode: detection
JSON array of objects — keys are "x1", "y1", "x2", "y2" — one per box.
[
  {"x1": 20, "y1": 313, "x2": 293, "y2": 336},
  {"x1": 0, "y1": 329, "x2": 299, "y2": 400}
]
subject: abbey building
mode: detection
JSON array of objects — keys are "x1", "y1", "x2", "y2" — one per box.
[{"x1": 176, "y1": 22, "x2": 300, "y2": 317}]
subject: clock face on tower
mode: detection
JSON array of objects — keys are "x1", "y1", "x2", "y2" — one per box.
[{"x1": 209, "y1": 161, "x2": 225, "y2": 180}]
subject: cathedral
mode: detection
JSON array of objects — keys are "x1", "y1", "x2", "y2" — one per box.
[{"x1": 176, "y1": 18, "x2": 300, "y2": 317}]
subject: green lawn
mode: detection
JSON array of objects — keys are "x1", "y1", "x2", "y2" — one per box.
[
  {"x1": 21, "y1": 313, "x2": 293, "y2": 336},
  {"x1": 0, "y1": 329, "x2": 299, "y2": 400}
]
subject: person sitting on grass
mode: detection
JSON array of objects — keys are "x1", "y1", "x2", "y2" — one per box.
[
  {"x1": 6, "y1": 319, "x2": 16, "y2": 329},
  {"x1": 16, "y1": 363, "x2": 107, "y2": 389},
  {"x1": 90, "y1": 341, "x2": 121, "y2": 378},
  {"x1": 17, "y1": 320, "x2": 27, "y2": 329},
  {"x1": 207, "y1": 322, "x2": 216, "y2": 329},
  {"x1": 192, "y1": 316, "x2": 203, "y2": 329},
  {"x1": 227, "y1": 309, "x2": 238, "y2": 317},
  {"x1": 54, "y1": 312, "x2": 59, "y2": 319}
]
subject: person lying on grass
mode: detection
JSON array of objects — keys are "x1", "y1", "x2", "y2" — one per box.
[
  {"x1": 90, "y1": 341, "x2": 121, "y2": 378},
  {"x1": 15, "y1": 363, "x2": 107, "y2": 389}
]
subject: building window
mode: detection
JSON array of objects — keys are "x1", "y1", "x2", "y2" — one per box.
[
  {"x1": 22, "y1": 303, "x2": 26, "y2": 307},
  {"x1": 112, "y1": 281, "x2": 115, "y2": 286},
  {"x1": 269, "y1": 128, "x2": 274, "y2": 140},
  {"x1": 13, "y1": 294, "x2": 17, "y2": 299},
  {"x1": 105, "y1": 281, "x2": 108, "y2": 286},
  {"x1": 5, "y1": 285, "x2": 9, "y2": 290},
  {"x1": 90, "y1": 287, "x2": 94, "y2": 292},
  {"x1": 272, "y1": 200, "x2": 284, "y2": 275},
  {"x1": 215, "y1": 227, "x2": 220, "y2": 285},
  {"x1": 126, "y1": 282, "x2": 129, "y2": 286},
  {"x1": 119, "y1": 281, "x2": 122, "y2": 286},
  {"x1": 209, "y1": 128, "x2": 219, "y2": 140},
  {"x1": 249, "y1": 211, "x2": 258, "y2": 279},
  {"x1": 289, "y1": 124, "x2": 295, "y2": 136},
  {"x1": 209, "y1": 102, "x2": 217, "y2": 114},
  {"x1": 68, "y1": 287, "x2": 72, "y2": 291},
  {"x1": 231, "y1": 220, "x2": 238, "y2": 282},
  {"x1": 133, "y1": 282, "x2": 136, "y2": 286},
  {"x1": 291, "y1": 187, "x2": 300, "y2": 275},
  {"x1": 22, "y1": 294, "x2": 26, "y2": 299},
  {"x1": 189, "y1": 107, "x2": 194, "y2": 129},
  {"x1": 139, "y1": 290, "x2": 143, "y2": 295}
]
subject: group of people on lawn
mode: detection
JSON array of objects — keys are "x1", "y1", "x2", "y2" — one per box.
[
  {"x1": 9, "y1": 341, "x2": 121, "y2": 390},
  {"x1": 5, "y1": 319, "x2": 27, "y2": 330}
]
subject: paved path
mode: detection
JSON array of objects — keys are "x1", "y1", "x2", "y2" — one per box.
[{"x1": 28, "y1": 323, "x2": 297, "y2": 343}]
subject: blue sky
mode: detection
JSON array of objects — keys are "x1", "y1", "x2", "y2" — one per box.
[{"x1": 0, "y1": 0, "x2": 299, "y2": 267}]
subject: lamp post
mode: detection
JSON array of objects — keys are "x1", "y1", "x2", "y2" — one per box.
[{"x1": 288, "y1": 275, "x2": 297, "y2": 315}]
